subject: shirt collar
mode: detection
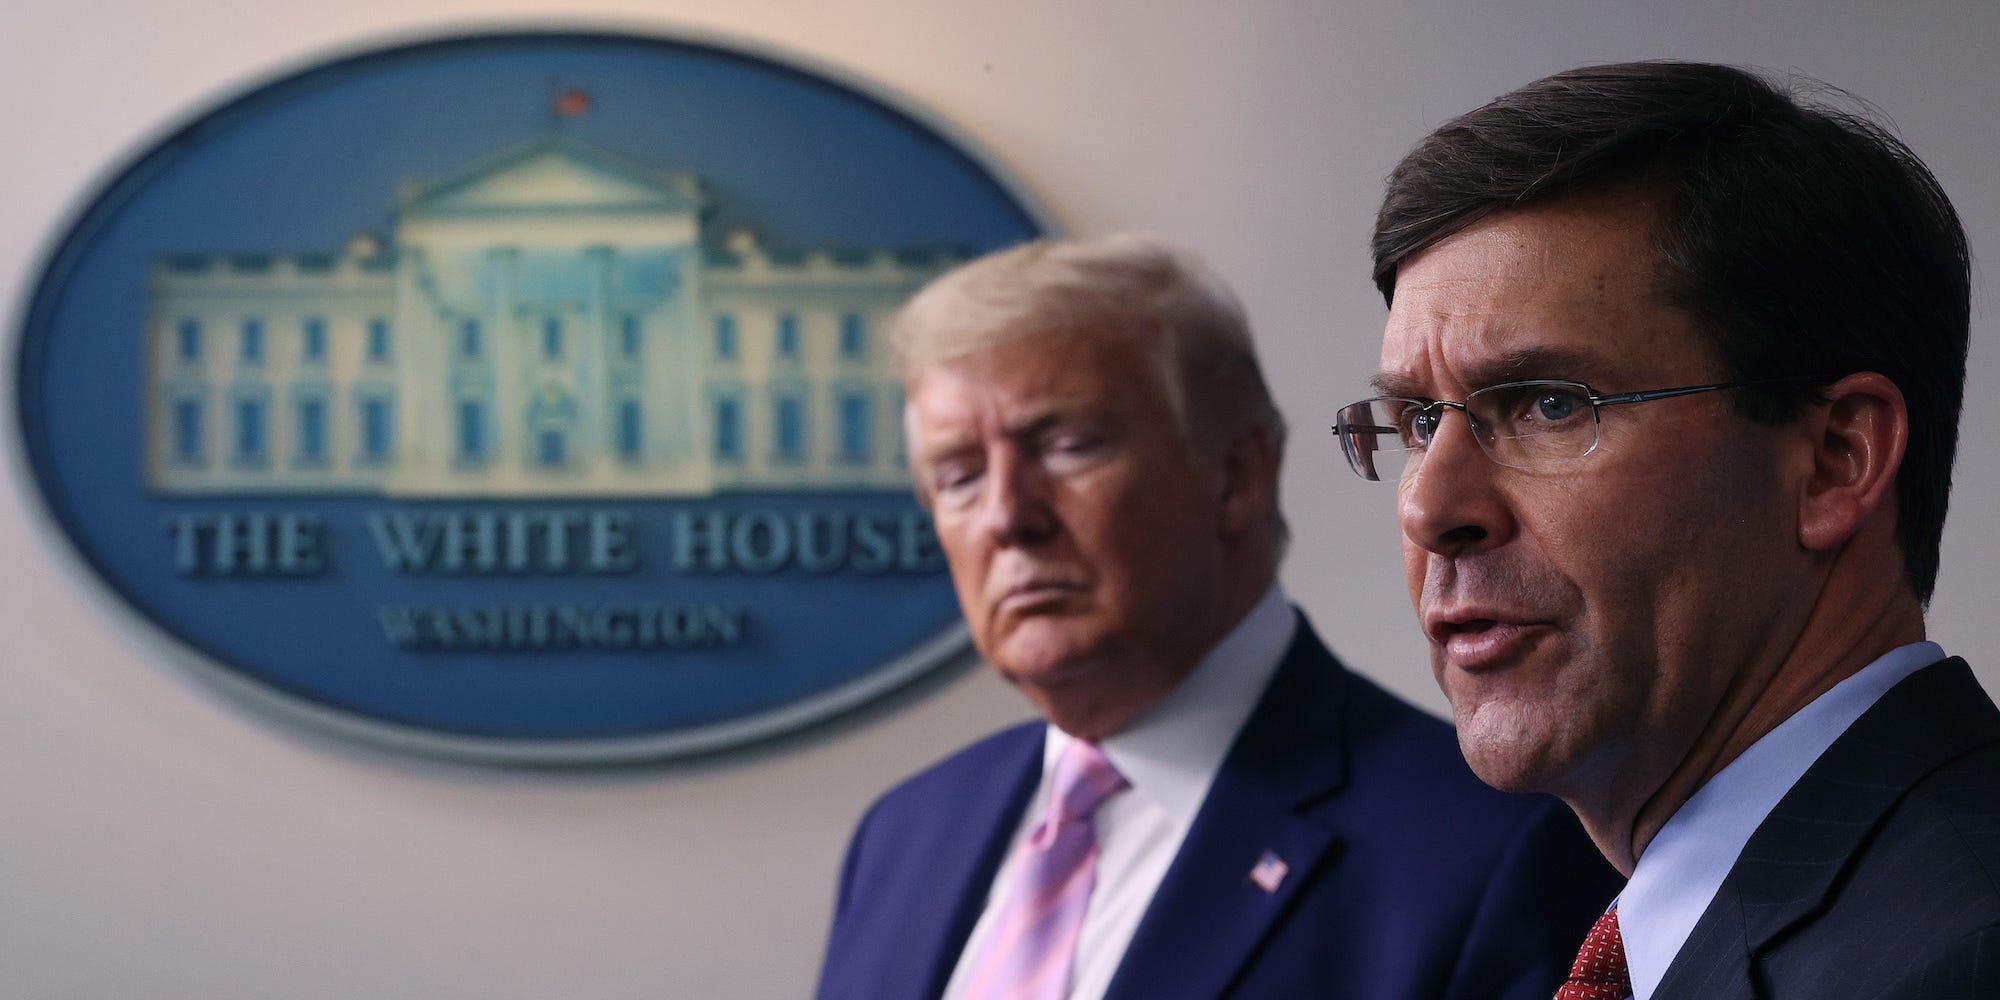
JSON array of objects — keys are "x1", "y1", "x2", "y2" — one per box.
[
  {"x1": 1042, "y1": 583, "x2": 1296, "y2": 829},
  {"x1": 1619, "y1": 640, "x2": 1944, "y2": 999}
]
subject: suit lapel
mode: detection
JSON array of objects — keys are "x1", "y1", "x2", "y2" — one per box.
[
  {"x1": 1654, "y1": 658, "x2": 2000, "y2": 998},
  {"x1": 1650, "y1": 881, "x2": 1757, "y2": 999},
  {"x1": 1102, "y1": 619, "x2": 1350, "y2": 1000},
  {"x1": 1732, "y1": 659, "x2": 2000, "y2": 949},
  {"x1": 912, "y1": 726, "x2": 1044, "y2": 999}
]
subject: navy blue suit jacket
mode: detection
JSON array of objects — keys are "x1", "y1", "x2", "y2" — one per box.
[
  {"x1": 1653, "y1": 657, "x2": 2000, "y2": 999},
  {"x1": 815, "y1": 616, "x2": 1622, "y2": 999}
]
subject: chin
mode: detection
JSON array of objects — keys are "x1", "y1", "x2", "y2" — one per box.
[
  {"x1": 992, "y1": 619, "x2": 1100, "y2": 672},
  {"x1": 1450, "y1": 699, "x2": 1572, "y2": 795},
  {"x1": 1457, "y1": 742, "x2": 1547, "y2": 794}
]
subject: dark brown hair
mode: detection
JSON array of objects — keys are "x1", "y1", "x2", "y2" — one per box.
[{"x1": 1373, "y1": 61, "x2": 1970, "y2": 601}]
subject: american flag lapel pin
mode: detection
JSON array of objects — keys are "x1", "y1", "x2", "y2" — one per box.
[{"x1": 1249, "y1": 850, "x2": 1289, "y2": 894}]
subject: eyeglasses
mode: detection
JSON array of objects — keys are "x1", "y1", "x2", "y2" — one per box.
[{"x1": 1331, "y1": 376, "x2": 1827, "y2": 481}]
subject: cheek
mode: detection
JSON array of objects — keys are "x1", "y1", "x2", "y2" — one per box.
[
  {"x1": 934, "y1": 524, "x2": 991, "y2": 608},
  {"x1": 1651, "y1": 459, "x2": 1796, "y2": 640},
  {"x1": 1536, "y1": 444, "x2": 1784, "y2": 665},
  {"x1": 1087, "y1": 491, "x2": 1213, "y2": 619},
  {"x1": 1072, "y1": 471, "x2": 1168, "y2": 553},
  {"x1": 1520, "y1": 496, "x2": 1655, "y2": 655}
]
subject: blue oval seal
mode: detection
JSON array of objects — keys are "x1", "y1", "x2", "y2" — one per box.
[{"x1": 13, "y1": 30, "x2": 1045, "y2": 763}]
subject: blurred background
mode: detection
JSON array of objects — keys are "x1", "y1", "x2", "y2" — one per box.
[{"x1": 4, "y1": 2, "x2": 1997, "y2": 997}]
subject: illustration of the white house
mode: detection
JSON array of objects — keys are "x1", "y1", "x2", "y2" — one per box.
[{"x1": 145, "y1": 135, "x2": 957, "y2": 496}]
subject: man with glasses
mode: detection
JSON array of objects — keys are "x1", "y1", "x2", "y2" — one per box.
[
  {"x1": 1339, "y1": 61, "x2": 1999, "y2": 998},
  {"x1": 816, "y1": 235, "x2": 1619, "y2": 1000}
]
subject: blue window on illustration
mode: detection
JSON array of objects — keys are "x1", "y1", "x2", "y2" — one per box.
[
  {"x1": 460, "y1": 318, "x2": 482, "y2": 359},
  {"x1": 361, "y1": 397, "x2": 393, "y2": 462},
  {"x1": 302, "y1": 317, "x2": 326, "y2": 362},
  {"x1": 775, "y1": 395, "x2": 806, "y2": 461},
  {"x1": 714, "y1": 397, "x2": 742, "y2": 461},
  {"x1": 366, "y1": 318, "x2": 391, "y2": 362},
  {"x1": 777, "y1": 313, "x2": 800, "y2": 358},
  {"x1": 714, "y1": 314, "x2": 737, "y2": 360},
  {"x1": 840, "y1": 313, "x2": 865, "y2": 359},
  {"x1": 457, "y1": 400, "x2": 486, "y2": 461},
  {"x1": 176, "y1": 319, "x2": 201, "y2": 362},
  {"x1": 839, "y1": 393, "x2": 871, "y2": 462},
  {"x1": 617, "y1": 399, "x2": 642, "y2": 459},
  {"x1": 240, "y1": 319, "x2": 263, "y2": 363},
  {"x1": 236, "y1": 398, "x2": 266, "y2": 464},
  {"x1": 296, "y1": 398, "x2": 327, "y2": 464},
  {"x1": 620, "y1": 315, "x2": 641, "y2": 358},
  {"x1": 173, "y1": 399, "x2": 203, "y2": 464},
  {"x1": 537, "y1": 429, "x2": 565, "y2": 468},
  {"x1": 542, "y1": 316, "x2": 563, "y2": 360}
]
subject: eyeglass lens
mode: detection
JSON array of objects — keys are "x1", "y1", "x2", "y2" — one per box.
[{"x1": 1336, "y1": 381, "x2": 1602, "y2": 480}]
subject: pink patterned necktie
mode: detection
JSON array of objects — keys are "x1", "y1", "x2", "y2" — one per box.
[
  {"x1": 959, "y1": 738, "x2": 1129, "y2": 1000},
  {"x1": 1555, "y1": 907, "x2": 1632, "y2": 1000}
]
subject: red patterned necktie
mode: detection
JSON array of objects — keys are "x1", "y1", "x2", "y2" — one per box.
[{"x1": 1555, "y1": 907, "x2": 1631, "y2": 1000}]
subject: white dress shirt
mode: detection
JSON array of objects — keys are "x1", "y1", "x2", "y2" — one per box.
[
  {"x1": 1618, "y1": 641, "x2": 1945, "y2": 999},
  {"x1": 941, "y1": 583, "x2": 1297, "y2": 1000}
]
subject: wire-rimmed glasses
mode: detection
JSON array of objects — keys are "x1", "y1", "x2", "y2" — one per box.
[{"x1": 1331, "y1": 377, "x2": 1828, "y2": 481}]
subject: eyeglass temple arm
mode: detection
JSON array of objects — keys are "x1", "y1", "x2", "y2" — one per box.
[
  {"x1": 1592, "y1": 385, "x2": 1726, "y2": 406},
  {"x1": 1593, "y1": 375, "x2": 1829, "y2": 408}
]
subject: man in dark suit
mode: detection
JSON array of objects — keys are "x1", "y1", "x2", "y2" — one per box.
[
  {"x1": 815, "y1": 235, "x2": 1621, "y2": 1000},
  {"x1": 1340, "y1": 61, "x2": 2000, "y2": 998}
]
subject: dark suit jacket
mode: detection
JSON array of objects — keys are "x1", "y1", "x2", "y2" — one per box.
[
  {"x1": 1654, "y1": 657, "x2": 2000, "y2": 999},
  {"x1": 815, "y1": 615, "x2": 1622, "y2": 999}
]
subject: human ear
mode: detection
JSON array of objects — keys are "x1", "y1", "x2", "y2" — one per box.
[
  {"x1": 1218, "y1": 422, "x2": 1281, "y2": 538},
  {"x1": 1798, "y1": 372, "x2": 1907, "y2": 552}
]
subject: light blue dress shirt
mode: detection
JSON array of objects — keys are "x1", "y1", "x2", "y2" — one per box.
[{"x1": 1619, "y1": 640, "x2": 1945, "y2": 999}]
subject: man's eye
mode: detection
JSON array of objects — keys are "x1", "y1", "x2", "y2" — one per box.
[
  {"x1": 930, "y1": 465, "x2": 982, "y2": 500},
  {"x1": 1532, "y1": 391, "x2": 1584, "y2": 422},
  {"x1": 1047, "y1": 432, "x2": 1104, "y2": 455},
  {"x1": 1404, "y1": 408, "x2": 1440, "y2": 445},
  {"x1": 1483, "y1": 385, "x2": 1590, "y2": 431},
  {"x1": 1034, "y1": 425, "x2": 1112, "y2": 471}
]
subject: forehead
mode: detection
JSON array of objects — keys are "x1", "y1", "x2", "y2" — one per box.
[
  {"x1": 1378, "y1": 196, "x2": 1709, "y2": 395},
  {"x1": 907, "y1": 329, "x2": 1168, "y2": 433}
]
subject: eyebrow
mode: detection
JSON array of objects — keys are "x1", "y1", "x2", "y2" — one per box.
[
  {"x1": 1371, "y1": 345, "x2": 1615, "y2": 397},
  {"x1": 912, "y1": 404, "x2": 1097, "y2": 465}
]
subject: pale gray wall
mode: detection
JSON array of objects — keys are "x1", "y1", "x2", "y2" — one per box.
[{"x1": 4, "y1": 2, "x2": 1997, "y2": 997}]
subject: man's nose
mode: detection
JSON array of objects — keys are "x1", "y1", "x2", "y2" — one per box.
[
  {"x1": 982, "y1": 453, "x2": 1058, "y2": 546},
  {"x1": 1399, "y1": 410, "x2": 1513, "y2": 558}
]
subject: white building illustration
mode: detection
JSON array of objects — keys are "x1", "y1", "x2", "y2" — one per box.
[{"x1": 145, "y1": 135, "x2": 954, "y2": 496}]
